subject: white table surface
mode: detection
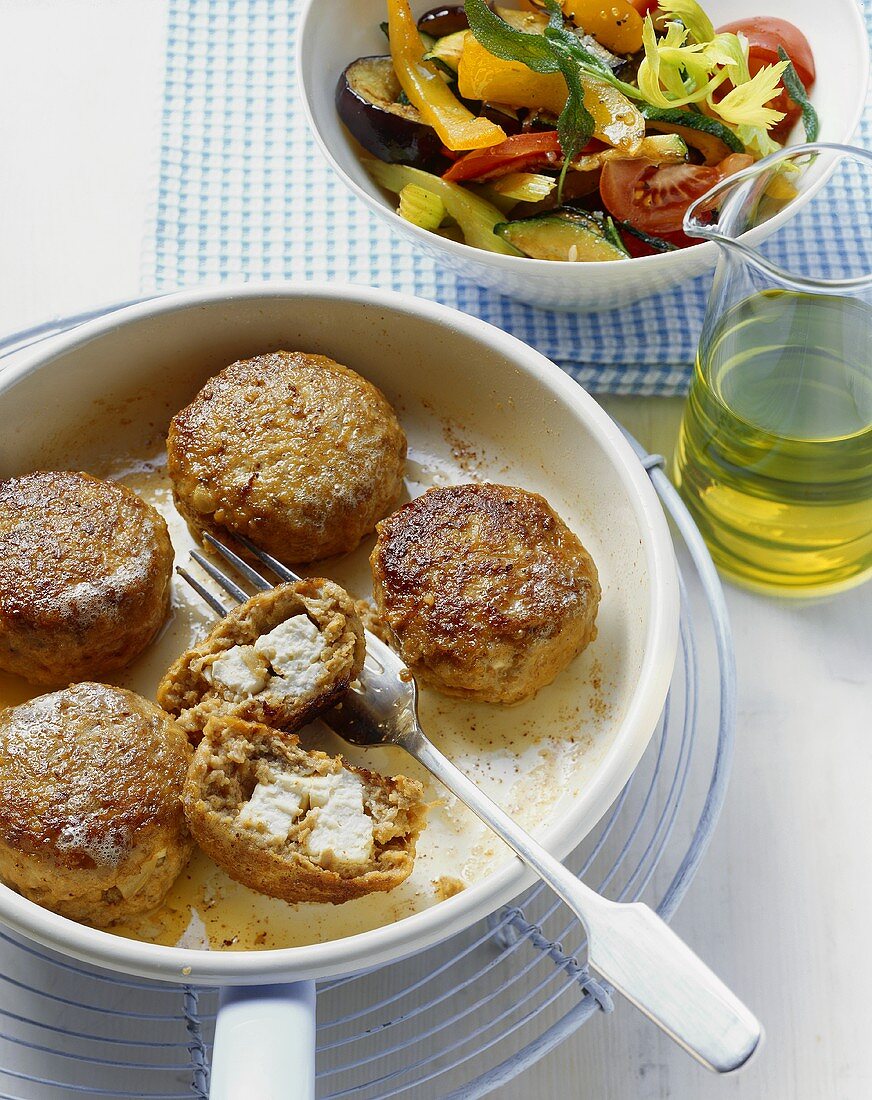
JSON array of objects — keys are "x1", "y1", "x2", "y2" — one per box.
[{"x1": 1, "y1": 3, "x2": 870, "y2": 1097}]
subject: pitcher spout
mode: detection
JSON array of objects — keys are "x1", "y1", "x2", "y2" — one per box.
[{"x1": 684, "y1": 142, "x2": 872, "y2": 294}]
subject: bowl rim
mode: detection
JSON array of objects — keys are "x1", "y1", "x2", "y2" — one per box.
[
  {"x1": 296, "y1": 0, "x2": 870, "y2": 275},
  {"x1": 0, "y1": 281, "x2": 679, "y2": 984}
]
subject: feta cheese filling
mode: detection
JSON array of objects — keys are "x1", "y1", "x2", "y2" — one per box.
[
  {"x1": 205, "y1": 615, "x2": 326, "y2": 700},
  {"x1": 236, "y1": 769, "x2": 374, "y2": 868},
  {"x1": 236, "y1": 771, "x2": 307, "y2": 837},
  {"x1": 207, "y1": 645, "x2": 269, "y2": 696},
  {"x1": 255, "y1": 616, "x2": 324, "y2": 695},
  {"x1": 304, "y1": 772, "x2": 374, "y2": 868}
]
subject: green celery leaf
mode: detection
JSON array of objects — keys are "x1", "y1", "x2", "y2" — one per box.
[{"x1": 656, "y1": 0, "x2": 715, "y2": 43}]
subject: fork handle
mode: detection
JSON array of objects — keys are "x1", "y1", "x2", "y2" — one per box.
[{"x1": 404, "y1": 727, "x2": 761, "y2": 1074}]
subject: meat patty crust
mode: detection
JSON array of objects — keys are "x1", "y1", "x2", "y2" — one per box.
[
  {"x1": 370, "y1": 483, "x2": 601, "y2": 703},
  {"x1": 183, "y1": 716, "x2": 427, "y2": 904},
  {"x1": 0, "y1": 683, "x2": 193, "y2": 927},
  {"x1": 0, "y1": 471, "x2": 173, "y2": 685},
  {"x1": 157, "y1": 578, "x2": 366, "y2": 741},
  {"x1": 167, "y1": 351, "x2": 407, "y2": 564}
]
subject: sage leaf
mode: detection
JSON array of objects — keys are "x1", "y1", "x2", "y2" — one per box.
[
  {"x1": 464, "y1": 0, "x2": 561, "y2": 73},
  {"x1": 777, "y1": 47, "x2": 819, "y2": 142}
]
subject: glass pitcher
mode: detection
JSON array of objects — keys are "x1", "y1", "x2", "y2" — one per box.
[{"x1": 672, "y1": 143, "x2": 872, "y2": 597}]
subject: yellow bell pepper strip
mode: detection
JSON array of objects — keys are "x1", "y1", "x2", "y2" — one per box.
[
  {"x1": 458, "y1": 34, "x2": 569, "y2": 115},
  {"x1": 386, "y1": 0, "x2": 506, "y2": 151},
  {"x1": 557, "y1": 0, "x2": 644, "y2": 54},
  {"x1": 458, "y1": 38, "x2": 644, "y2": 152},
  {"x1": 583, "y1": 77, "x2": 645, "y2": 150},
  {"x1": 513, "y1": 0, "x2": 644, "y2": 51}
]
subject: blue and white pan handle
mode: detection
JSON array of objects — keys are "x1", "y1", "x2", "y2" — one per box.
[{"x1": 210, "y1": 981, "x2": 317, "y2": 1099}]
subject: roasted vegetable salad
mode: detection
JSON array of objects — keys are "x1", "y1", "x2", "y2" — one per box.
[{"x1": 336, "y1": 0, "x2": 818, "y2": 260}]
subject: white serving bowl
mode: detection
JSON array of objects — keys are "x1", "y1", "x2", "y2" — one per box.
[
  {"x1": 0, "y1": 282, "x2": 679, "y2": 984},
  {"x1": 298, "y1": 0, "x2": 869, "y2": 311}
]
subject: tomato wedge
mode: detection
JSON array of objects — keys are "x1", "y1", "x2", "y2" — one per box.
[
  {"x1": 717, "y1": 18, "x2": 815, "y2": 87},
  {"x1": 717, "y1": 18, "x2": 816, "y2": 143},
  {"x1": 600, "y1": 155, "x2": 754, "y2": 236},
  {"x1": 442, "y1": 132, "x2": 601, "y2": 182}
]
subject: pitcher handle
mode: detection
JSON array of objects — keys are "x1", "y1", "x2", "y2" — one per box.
[{"x1": 210, "y1": 981, "x2": 317, "y2": 1099}]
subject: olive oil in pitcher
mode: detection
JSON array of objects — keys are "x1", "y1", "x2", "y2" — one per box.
[{"x1": 673, "y1": 290, "x2": 872, "y2": 595}]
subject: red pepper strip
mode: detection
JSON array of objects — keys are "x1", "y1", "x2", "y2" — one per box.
[{"x1": 443, "y1": 132, "x2": 602, "y2": 183}]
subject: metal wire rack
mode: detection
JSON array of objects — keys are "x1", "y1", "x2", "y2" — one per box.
[{"x1": 0, "y1": 307, "x2": 735, "y2": 1099}]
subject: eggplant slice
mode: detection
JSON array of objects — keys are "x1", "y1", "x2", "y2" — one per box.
[
  {"x1": 416, "y1": 4, "x2": 470, "y2": 37},
  {"x1": 336, "y1": 56, "x2": 448, "y2": 172}
]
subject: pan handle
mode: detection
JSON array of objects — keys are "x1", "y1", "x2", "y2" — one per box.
[{"x1": 210, "y1": 981, "x2": 317, "y2": 1099}]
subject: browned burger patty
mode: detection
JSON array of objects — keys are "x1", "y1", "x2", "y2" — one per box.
[
  {"x1": 157, "y1": 578, "x2": 366, "y2": 741},
  {"x1": 167, "y1": 351, "x2": 407, "y2": 564},
  {"x1": 0, "y1": 683, "x2": 193, "y2": 927},
  {"x1": 0, "y1": 471, "x2": 173, "y2": 685},
  {"x1": 370, "y1": 483, "x2": 601, "y2": 704},
  {"x1": 183, "y1": 716, "x2": 426, "y2": 904}
]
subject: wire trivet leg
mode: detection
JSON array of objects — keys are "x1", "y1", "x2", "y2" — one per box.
[
  {"x1": 502, "y1": 907, "x2": 615, "y2": 1013},
  {"x1": 183, "y1": 985, "x2": 211, "y2": 1099}
]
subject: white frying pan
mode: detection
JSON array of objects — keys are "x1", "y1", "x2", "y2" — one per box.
[{"x1": 0, "y1": 284, "x2": 679, "y2": 1096}]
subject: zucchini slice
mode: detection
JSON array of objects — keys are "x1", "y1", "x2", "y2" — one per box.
[
  {"x1": 633, "y1": 133, "x2": 688, "y2": 163},
  {"x1": 423, "y1": 29, "x2": 468, "y2": 73},
  {"x1": 639, "y1": 105, "x2": 744, "y2": 165},
  {"x1": 556, "y1": 209, "x2": 630, "y2": 254},
  {"x1": 495, "y1": 214, "x2": 627, "y2": 262}
]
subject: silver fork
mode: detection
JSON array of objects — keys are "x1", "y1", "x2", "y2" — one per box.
[{"x1": 179, "y1": 532, "x2": 761, "y2": 1073}]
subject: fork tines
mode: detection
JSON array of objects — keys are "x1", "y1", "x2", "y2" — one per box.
[{"x1": 178, "y1": 531, "x2": 303, "y2": 614}]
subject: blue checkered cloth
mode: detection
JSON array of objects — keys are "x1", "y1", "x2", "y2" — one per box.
[{"x1": 144, "y1": 1, "x2": 872, "y2": 395}]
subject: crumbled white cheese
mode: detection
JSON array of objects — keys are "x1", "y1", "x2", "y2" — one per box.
[
  {"x1": 236, "y1": 771, "x2": 307, "y2": 838},
  {"x1": 304, "y1": 771, "x2": 374, "y2": 868},
  {"x1": 235, "y1": 767, "x2": 374, "y2": 868},
  {"x1": 204, "y1": 615, "x2": 325, "y2": 699},
  {"x1": 253, "y1": 615, "x2": 325, "y2": 696},
  {"x1": 206, "y1": 645, "x2": 269, "y2": 696}
]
